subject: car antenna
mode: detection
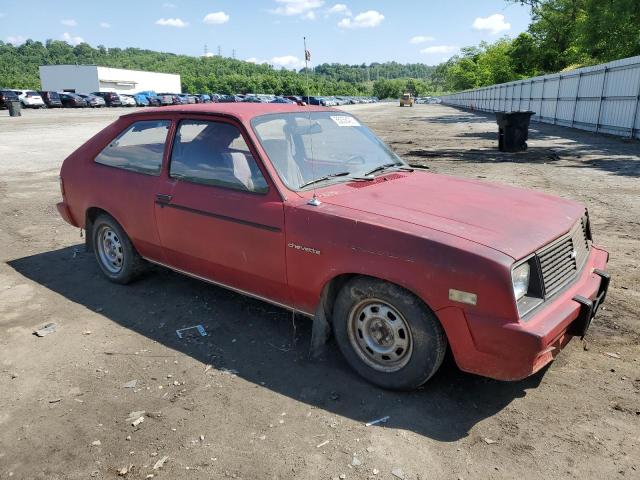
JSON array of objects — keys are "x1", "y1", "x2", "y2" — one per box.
[{"x1": 304, "y1": 36, "x2": 321, "y2": 207}]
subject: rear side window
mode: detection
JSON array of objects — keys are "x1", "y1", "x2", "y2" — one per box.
[{"x1": 95, "y1": 120, "x2": 170, "y2": 175}]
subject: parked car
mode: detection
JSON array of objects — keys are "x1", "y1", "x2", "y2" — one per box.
[
  {"x1": 218, "y1": 94, "x2": 241, "y2": 103},
  {"x1": 155, "y1": 93, "x2": 174, "y2": 106},
  {"x1": 39, "y1": 91, "x2": 63, "y2": 108},
  {"x1": 59, "y1": 92, "x2": 88, "y2": 108},
  {"x1": 12, "y1": 89, "x2": 45, "y2": 108},
  {"x1": 56, "y1": 103, "x2": 610, "y2": 390},
  {"x1": 145, "y1": 96, "x2": 161, "y2": 107},
  {"x1": 303, "y1": 96, "x2": 325, "y2": 106},
  {"x1": 285, "y1": 95, "x2": 306, "y2": 106},
  {"x1": 91, "y1": 91, "x2": 122, "y2": 107},
  {"x1": 158, "y1": 93, "x2": 184, "y2": 105},
  {"x1": 78, "y1": 94, "x2": 106, "y2": 108},
  {"x1": 0, "y1": 89, "x2": 20, "y2": 109},
  {"x1": 136, "y1": 91, "x2": 162, "y2": 107},
  {"x1": 129, "y1": 93, "x2": 150, "y2": 107},
  {"x1": 270, "y1": 96, "x2": 294, "y2": 104},
  {"x1": 118, "y1": 94, "x2": 137, "y2": 107},
  {"x1": 242, "y1": 95, "x2": 264, "y2": 103}
]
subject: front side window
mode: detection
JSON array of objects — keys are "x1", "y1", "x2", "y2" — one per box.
[
  {"x1": 170, "y1": 120, "x2": 268, "y2": 193},
  {"x1": 95, "y1": 120, "x2": 170, "y2": 175},
  {"x1": 251, "y1": 112, "x2": 404, "y2": 190}
]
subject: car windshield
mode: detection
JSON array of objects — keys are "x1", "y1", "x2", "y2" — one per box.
[{"x1": 251, "y1": 111, "x2": 404, "y2": 190}]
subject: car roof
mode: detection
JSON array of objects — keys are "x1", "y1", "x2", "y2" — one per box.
[{"x1": 121, "y1": 103, "x2": 337, "y2": 122}]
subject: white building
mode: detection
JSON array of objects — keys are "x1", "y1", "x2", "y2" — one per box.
[{"x1": 39, "y1": 65, "x2": 181, "y2": 94}]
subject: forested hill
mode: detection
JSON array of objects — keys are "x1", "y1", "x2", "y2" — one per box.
[
  {"x1": 313, "y1": 62, "x2": 435, "y2": 83},
  {"x1": 0, "y1": 40, "x2": 436, "y2": 96}
]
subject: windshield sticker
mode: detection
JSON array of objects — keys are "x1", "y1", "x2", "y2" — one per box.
[{"x1": 330, "y1": 115, "x2": 360, "y2": 127}]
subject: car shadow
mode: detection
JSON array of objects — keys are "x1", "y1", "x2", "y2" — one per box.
[
  {"x1": 402, "y1": 146, "x2": 564, "y2": 165},
  {"x1": 8, "y1": 245, "x2": 545, "y2": 442}
]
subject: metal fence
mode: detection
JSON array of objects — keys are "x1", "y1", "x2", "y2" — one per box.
[{"x1": 439, "y1": 55, "x2": 640, "y2": 139}]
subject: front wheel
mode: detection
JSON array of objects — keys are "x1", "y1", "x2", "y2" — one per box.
[
  {"x1": 92, "y1": 214, "x2": 145, "y2": 284},
  {"x1": 333, "y1": 277, "x2": 447, "y2": 390}
]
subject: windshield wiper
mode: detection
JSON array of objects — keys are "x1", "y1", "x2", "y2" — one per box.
[
  {"x1": 363, "y1": 163, "x2": 413, "y2": 177},
  {"x1": 299, "y1": 171, "x2": 351, "y2": 189}
]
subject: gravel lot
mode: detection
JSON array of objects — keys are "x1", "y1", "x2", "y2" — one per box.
[{"x1": 0, "y1": 103, "x2": 638, "y2": 480}]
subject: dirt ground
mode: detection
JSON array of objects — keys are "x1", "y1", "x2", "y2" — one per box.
[{"x1": 0, "y1": 103, "x2": 638, "y2": 480}]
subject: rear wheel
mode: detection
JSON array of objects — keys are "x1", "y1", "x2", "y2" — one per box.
[
  {"x1": 333, "y1": 277, "x2": 447, "y2": 390},
  {"x1": 92, "y1": 214, "x2": 145, "y2": 284}
]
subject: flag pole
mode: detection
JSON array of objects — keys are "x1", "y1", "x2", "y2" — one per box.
[
  {"x1": 304, "y1": 36, "x2": 320, "y2": 206},
  {"x1": 304, "y1": 36, "x2": 310, "y2": 106}
]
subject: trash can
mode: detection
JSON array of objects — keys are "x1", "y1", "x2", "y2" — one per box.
[
  {"x1": 495, "y1": 111, "x2": 534, "y2": 152},
  {"x1": 8, "y1": 101, "x2": 22, "y2": 117}
]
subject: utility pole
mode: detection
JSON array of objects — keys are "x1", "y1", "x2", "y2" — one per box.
[
  {"x1": 217, "y1": 45, "x2": 222, "y2": 56},
  {"x1": 204, "y1": 44, "x2": 209, "y2": 57},
  {"x1": 232, "y1": 49, "x2": 236, "y2": 60}
]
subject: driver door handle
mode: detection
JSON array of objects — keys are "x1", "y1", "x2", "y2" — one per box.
[{"x1": 156, "y1": 193, "x2": 173, "y2": 204}]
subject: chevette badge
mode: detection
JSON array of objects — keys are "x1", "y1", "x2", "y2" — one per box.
[{"x1": 288, "y1": 242, "x2": 321, "y2": 255}]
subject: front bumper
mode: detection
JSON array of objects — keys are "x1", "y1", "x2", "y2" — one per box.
[{"x1": 438, "y1": 245, "x2": 609, "y2": 381}]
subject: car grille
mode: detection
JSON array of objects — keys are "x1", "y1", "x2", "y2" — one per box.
[{"x1": 538, "y1": 218, "x2": 590, "y2": 297}]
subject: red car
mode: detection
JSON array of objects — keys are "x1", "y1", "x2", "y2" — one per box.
[{"x1": 56, "y1": 104, "x2": 610, "y2": 390}]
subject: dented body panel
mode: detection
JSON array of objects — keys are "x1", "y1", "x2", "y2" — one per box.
[{"x1": 57, "y1": 103, "x2": 610, "y2": 382}]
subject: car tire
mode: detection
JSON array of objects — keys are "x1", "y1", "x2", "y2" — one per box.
[
  {"x1": 333, "y1": 277, "x2": 447, "y2": 390},
  {"x1": 92, "y1": 214, "x2": 145, "y2": 284}
]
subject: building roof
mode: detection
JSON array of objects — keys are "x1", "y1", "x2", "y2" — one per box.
[
  {"x1": 39, "y1": 64, "x2": 180, "y2": 77},
  {"x1": 123, "y1": 103, "x2": 336, "y2": 122}
]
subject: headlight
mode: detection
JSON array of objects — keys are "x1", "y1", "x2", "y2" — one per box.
[{"x1": 512, "y1": 262, "x2": 530, "y2": 301}]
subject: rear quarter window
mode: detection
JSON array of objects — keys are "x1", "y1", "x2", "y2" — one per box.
[{"x1": 95, "y1": 120, "x2": 170, "y2": 175}]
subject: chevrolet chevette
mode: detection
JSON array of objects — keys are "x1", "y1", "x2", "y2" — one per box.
[{"x1": 56, "y1": 103, "x2": 610, "y2": 390}]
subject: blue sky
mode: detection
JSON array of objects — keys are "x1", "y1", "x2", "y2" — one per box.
[{"x1": 0, "y1": 0, "x2": 532, "y2": 67}]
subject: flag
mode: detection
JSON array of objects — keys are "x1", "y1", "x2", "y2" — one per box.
[{"x1": 305, "y1": 49, "x2": 311, "y2": 62}]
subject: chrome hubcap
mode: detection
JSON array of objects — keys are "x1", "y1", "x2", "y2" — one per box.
[
  {"x1": 347, "y1": 299, "x2": 413, "y2": 372},
  {"x1": 97, "y1": 226, "x2": 123, "y2": 274}
]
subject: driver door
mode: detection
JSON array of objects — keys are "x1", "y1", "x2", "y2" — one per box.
[{"x1": 154, "y1": 117, "x2": 290, "y2": 306}]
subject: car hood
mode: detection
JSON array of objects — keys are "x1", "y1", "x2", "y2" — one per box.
[{"x1": 320, "y1": 171, "x2": 584, "y2": 260}]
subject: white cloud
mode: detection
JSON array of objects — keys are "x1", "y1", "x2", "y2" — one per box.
[
  {"x1": 410, "y1": 35, "x2": 434, "y2": 44},
  {"x1": 472, "y1": 14, "x2": 511, "y2": 34},
  {"x1": 420, "y1": 45, "x2": 458, "y2": 55},
  {"x1": 61, "y1": 32, "x2": 84, "y2": 46},
  {"x1": 155, "y1": 17, "x2": 188, "y2": 27},
  {"x1": 271, "y1": 0, "x2": 324, "y2": 17},
  {"x1": 99, "y1": 22, "x2": 111, "y2": 28},
  {"x1": 338, "y1": 10, "x2": 384, "y2": 28},
  {"x1": 203, "y1": 12, "x2": 230, "y2": 24},
  {"x1": 247, "y1": 55, "x2": 305, "y2": 70},
  {"x1": 6, "y1": 35, "x2": 26, "y2": 46},
  {"x1": 271, "y1": 55, "x2": 305, "y2": 69},
  {"x1": 302, "y1": 10, "x2": 316, "y2": 20},
  {"x1": 61, "y1": 19, "x2": 77, "y2": 27},
  {"x1": 338, "y1": 10, "x2": 384, "y2": 29},
  {"x1": 327, "y1": 4, "x2": 351, "y2": 16}
]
